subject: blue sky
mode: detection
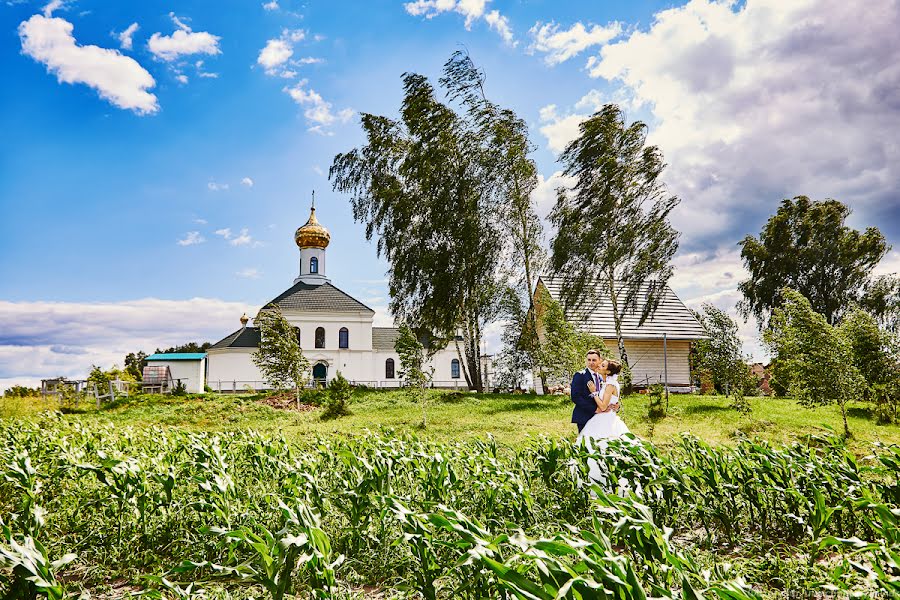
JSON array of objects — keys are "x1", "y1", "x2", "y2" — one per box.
[{"x1": 2, "y1": 0, "x2": 899, "y2": 389}]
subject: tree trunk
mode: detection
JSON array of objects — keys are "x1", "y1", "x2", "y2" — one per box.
[
  {"x1": 840, "y1": 398, "x2": 850, "y2": 438},
  {"x1": 607, "y1": 275, "x2": 630, "y2": 368}
]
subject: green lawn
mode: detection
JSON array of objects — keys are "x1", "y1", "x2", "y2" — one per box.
[{"x1": 5, "y1": 388, "x2": 898, "y2": 451}]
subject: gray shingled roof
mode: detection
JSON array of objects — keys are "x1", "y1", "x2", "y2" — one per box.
[
  {"x1": 209, "y1": 327, "x2": 261, "y2": 350},
  {"x1": 264, "y1": 282, "x2": 375, "y2": 314},
  {"x1": 372, "y1": 327, "x2": 400, "y2": 351},
  {"x1": 539, "y1": 276, "x2": 706, "y2": 340}
]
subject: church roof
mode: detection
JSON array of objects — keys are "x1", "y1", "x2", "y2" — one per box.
[
  {"x1": 537, "y1": 276, "x2": 706, "y2": 340},
  {"x1": 372, "y1": 327, "x2": 400, "y2": 350},
  {"x1": 264, "y1": 281, "x2": 375, "y2": 314},
  {"x1": 209, "y1": 327, "x2": 261, "y2": 350}
]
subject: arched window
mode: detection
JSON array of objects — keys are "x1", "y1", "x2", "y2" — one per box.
[
  {"x1": 451, "y1": 359, "x2": 460, "y2": 379},
  {"x1": 385, "y1": 358, "x2": 395, "y2": 379},
  {"x1": 310, "y1": 256, "x2": 319, "y2": 274},
  {"x1": 339, "y1": 327, "x2": 349, "y2": 349},
  {"x1": 315, "y1": 327, "x2": 325, "y2": 348}
]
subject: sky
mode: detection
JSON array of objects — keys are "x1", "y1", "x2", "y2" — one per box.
[{"x1": 2, "y1": 0, "x2": 899, "y2": 391}]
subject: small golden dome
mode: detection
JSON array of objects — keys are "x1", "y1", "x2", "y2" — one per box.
[
  {"x1": 294, "y1": 206, "x2": 330, "y2": 249},
  {"x1": 240, "y1": 312, "x2": 249, "y2": 326}
]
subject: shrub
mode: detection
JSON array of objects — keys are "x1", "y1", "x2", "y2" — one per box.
[
  {"x1": 172, "y1": 380, "x2": 187, "y2": 396},
  {"x1": 321, "y1": 371, "x2": 352, "y2": 420}
]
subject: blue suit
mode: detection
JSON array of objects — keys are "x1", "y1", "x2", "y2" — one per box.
[{"x1": 571, "y1": 368, "x2": 599, "y2": 427}]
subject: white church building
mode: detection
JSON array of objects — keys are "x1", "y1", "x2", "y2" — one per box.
[{"x1": 206, "y1": 205, "x2": 467, "y2": 391}]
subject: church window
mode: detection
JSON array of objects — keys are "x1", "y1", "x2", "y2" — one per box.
[
  {"x1": 385, "y1": 358, "x2": 395, "y2": 379},
  {"x1": 339, "y1": 327, "x2": 349, "y2": 349},
  {"x1": 310, "y1": 256, "x2": 319, "y2": 274},
  {"x1": 451, "y1": 359, "x2": 460, "y2": 379},
  {"x1": 315, "y1": 327, "x2": 325, "y2": 348}
]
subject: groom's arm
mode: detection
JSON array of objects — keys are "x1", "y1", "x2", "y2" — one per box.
[{"x1": 570, "y1": 372, "x2": 596, "y2": 413}]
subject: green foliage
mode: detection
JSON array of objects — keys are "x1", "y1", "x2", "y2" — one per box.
[
  {"x1": 2, "y1": 386, "x2": 39, "y2": 398},
  {"x1": 693, "y1": 304, "x2": 752, "y2": 413},
  {"x1": 861, "y1": 273, "x2": 900, "y2": 333},
  {"x1": 320, "y1": 371, "x2": 352, "y2": 420},
  {"x1": 331, "y1": 52, "x2": 540, "y2": 392},
  {"x1": 839, "y1": 306, "x2": 899, "y2": 398},
  {"x1": 647, "y1": 383, "x2": 666, "y2": 419},
  {"x1": 739, "y1": 196, "x2": 889, "y2": 327},
  {"x1": 395, "y1": 323, "x2": 434, "y2": 427},
  {"x1": 549, "y1": 104, "x2": 680, "y2": 369},
  {"x1": 252, "y1": 306, "x2": 310, "y2": 408},
  {"x1": 764, "y1": 288, "x2": 864, "y2": 436},
  {"x1": 124, "y1": 351, "x2": 148, "y2": 381},
  {"x1": 171, "y1": 380, "x2": 187, "y2": 397}
]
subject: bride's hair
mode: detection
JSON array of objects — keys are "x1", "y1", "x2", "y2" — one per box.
[{"x1": 606, "y1": 360, "x2": 622, "y2": 375}]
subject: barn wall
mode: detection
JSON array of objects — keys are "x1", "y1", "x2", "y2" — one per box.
[{"x1": 603, "y1": 339, "x2": 692, "y2": 387}]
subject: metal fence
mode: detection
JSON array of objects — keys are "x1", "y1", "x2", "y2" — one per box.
[{"x1": 207, "y1": 379, "x2": 470, "y2": 393}]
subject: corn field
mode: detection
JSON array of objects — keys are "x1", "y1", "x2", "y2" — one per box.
[{"x1": 1, "y1": 412, "x2": 899, "y2": 598}]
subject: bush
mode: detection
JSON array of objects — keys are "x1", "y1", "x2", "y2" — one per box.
[
  {"x1": 873, "y1": 381, "x2": 900, "y2": 425},
  {"x1": 647, "y1": 383, "x2": 665, "y2": 419},
  {"x1": 172, "y1": 380, "x2": 187, "y2": 396},
  {"x1": 321, "y1": 371, "x2": 352, "y2": 420}
]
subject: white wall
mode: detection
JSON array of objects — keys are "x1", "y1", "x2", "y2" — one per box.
[
  {"x1": 206, "y1": 350, "x2": 263, "y2": 390},
  {"x1": 603, "y1": 339, "x2": 692, "y2": 386},
  {"x1": 283, "y1": 311, "x2": 374, "y2": 351},
  {"x1": 150, "y1": 359, "x2": 206, "y2": 393}
]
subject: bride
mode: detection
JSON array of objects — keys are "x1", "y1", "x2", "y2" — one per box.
[{"x1": 577, "y1": 359, "x2": 631, "y2": 442}]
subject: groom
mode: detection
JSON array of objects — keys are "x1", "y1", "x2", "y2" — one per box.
[{"x1": 571, "y1": 349, "x2": 619, "y2": 433}]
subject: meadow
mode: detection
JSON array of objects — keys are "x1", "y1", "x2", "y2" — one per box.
[{"x1": 1, "y1": 390, "x2": 899, "y2": 598}]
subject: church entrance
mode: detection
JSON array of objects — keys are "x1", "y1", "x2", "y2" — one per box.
[{"x1": 312, "y1": 362, "x2": 327, "y2": 382}]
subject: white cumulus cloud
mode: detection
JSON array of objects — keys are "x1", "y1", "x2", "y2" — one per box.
[
  {"x1": 117, "y1": 22, "x2": 139, "y2": 50},
  {"x1": 241, "y1": 177, "x2": 254, "y2": 187},
  {"x1": 257, "y1": 29, "x2": 307, "y2": 77},
  {"x1": 235, "y1": 268, "x2": 261, "y2": 279},
  {"x1": 262, "y1": 0, "x2": 279, "y2": 10},
  {"x1": 283, "y1": 79, "x2": 353, "y2": 133},
  {"x1": 404, "y1": 0, "x2": 515, "y2": 45},
  {"x1": 177, "y1": 231, "x2": 205, "y2": 246},
  {"x1": 529, "y1": 20, "x2": 621, "y2": 65},
  {"x1": 18, "y1": 14, "x2": 158, "y2": 115},
  {"x1": 148, "y1": 13, "x2": 221, "y2": 62},
  {"x1": 207, "y1": 181, "x2": 228, "y2": 191}
]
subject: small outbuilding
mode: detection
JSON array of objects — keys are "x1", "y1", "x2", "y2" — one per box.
[{"x1": 144, "y1": 353, "x2": 207, "y2": 393}]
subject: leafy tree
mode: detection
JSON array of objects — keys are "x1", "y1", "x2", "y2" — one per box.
[
  {"x1": 693, "y1": 304, "x2": 752, "y2": 414},
  {"x1": 321, "y1": 371, "x2": 352, "y2": 420},
  {"x1": 860, "y1": 274, "x2": 900, "y2": 333},
  {"x1": 549, "y1": 104, "x2": 680, "y2": 369},
  {"x1": 763, "y1": 289, "x2": 864, "y2": 437},
  {"x1": 739, "y1": 196, "x2": 889, "y2": 327},
  {"x1": 330, "y1": 53, "x2": 538, "y2": 392},
  {"x1": 252, "y1": 306, "x2": 310, "y2": 408},
  {"x1": 395, "y1": 322, "x2": 435, "y2": 427},
  {"x1": 155, "y1": 341, "x2": 212, "y2": 354},
  {"x1": 537, "y1": 288, "x2": 610, "y2": 387},
  {"x1": 3, "y1": 385, "x2": 39, "y2": 398},
  {"x1": 839, "y1": 306, "x2": 899, "y2": 423},
  {"x1": 124, "y1": 351, "x2": 147, "y2": 381}
]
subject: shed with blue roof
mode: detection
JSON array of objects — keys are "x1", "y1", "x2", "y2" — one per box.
[{"x1": 145, "y1": 353, "x2": 207, "y2": 393}]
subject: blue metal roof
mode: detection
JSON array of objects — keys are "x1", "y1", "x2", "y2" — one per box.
[{"x1": 145, "y1": 353, "x2": 207, "y2": 361}]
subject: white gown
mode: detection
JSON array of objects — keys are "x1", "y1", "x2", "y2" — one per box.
[{"x1": 576, "y1": 376, "x2": 632, "y2": 485}]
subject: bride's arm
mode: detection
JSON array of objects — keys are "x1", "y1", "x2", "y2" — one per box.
[{"x1": 595, "y1": 384, "x2": 615, "y2": 412}]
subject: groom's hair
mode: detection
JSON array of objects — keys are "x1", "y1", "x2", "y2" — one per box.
[
  {"x1": 606, "y1": 360, "x2": 622, "y2": 375},
  {"x1": 586, "y1": 349, "x2": 602, "y2": 358}
]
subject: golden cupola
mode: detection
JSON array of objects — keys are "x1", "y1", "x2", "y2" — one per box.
[{"x1": 294, "y1": 205, "x2": 330, "y2": 249}]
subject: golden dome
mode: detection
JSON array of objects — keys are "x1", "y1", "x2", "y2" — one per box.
[
  {"x1": 294, "y1": 206, "x2": 330, "y2": 249},
  {"x1": 239, "y1": 312, "x2": 249, "y2": 326}
]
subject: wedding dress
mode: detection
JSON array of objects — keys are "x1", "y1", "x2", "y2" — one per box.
[{"x1": 576, "y1": 375, "x2": 633, "y2": 485}]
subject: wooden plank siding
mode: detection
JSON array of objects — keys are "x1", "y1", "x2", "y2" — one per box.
[{"x1": 603, "y1": 339, "x2": 692, "y2": 386}]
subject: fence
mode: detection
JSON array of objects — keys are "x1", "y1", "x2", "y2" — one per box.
[{"x1": 207, "y1": 379, "x2": 471, "y2": 393}]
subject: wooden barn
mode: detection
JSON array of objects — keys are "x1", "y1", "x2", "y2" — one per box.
[{"x1": 531, "y1": 276, "x2": 706, "y2": 390}]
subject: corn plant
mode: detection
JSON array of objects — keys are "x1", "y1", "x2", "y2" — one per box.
[{"x1": 0, "y1": 521, "x2": 76, "y2": 600}]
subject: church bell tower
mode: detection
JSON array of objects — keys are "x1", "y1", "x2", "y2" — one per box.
[{"x1": 293, "y1": 193, "x2": 330, "y2": 286}]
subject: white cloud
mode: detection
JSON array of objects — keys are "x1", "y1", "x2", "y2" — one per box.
[
  {"x1": 235, "y1": 268, "x2": 261, "y2": 279},
  {"x1": 193, "y1": 218, "x2": 207, "y2": 225},
  {"x1": 257, "y1": 29, "x2": 307, "y2": 77},
  {"x1": 262, "y1": 0, "x2": 279, "y2": 10},
  {"x1": 532, "y1": 170, "x2": 576, "y2": 220},
  {"x1": 296, "y1": 56, "x2": 323, "y2": 65},
  {"x1": 241, "y1": 177, "x2": 254, "y2": 187},
  {"x1": 207, "y1": 181, "x2": 228, "y2": 191},
  {"x1": 175, "y1": 72, "x2": 188, "y2": 84},
  {"x1": 177, "y1": 231, "x2": 205, "y2": 246},
  {"x1": 214, "y1": 228, "x2": 232, "y2": 239},
  {"x1": 195, "y1": 59, "x2": 218, "y2": 78},
  {"x1": 148, "y1": 12, "x2": 221, "y2": 62},
  {"x1": 117, "y1": 22, "x2": 139, "y2": 51},
  {"x1": 529, "y1": 20, "x2": 621, "y2": 65},
  {"x1": 18, "y1": 14, "x2": 158, "y2": 115},
  {"x1": 229, "y1": 228, "x2": 255, "y2": 247},
  {"x1": 283, "y1": 79, "x2": 353, "y2": 132},
  {"x1": 404, "y1": 0, "x2": 515, "y2": 45},
  {"x1": 41, "y1": 0, "x2": 67, "y2": 17},
  {"x1": 0, "y1": 298, "x2": 256, "y2": 392},
  {"x1": 584, "y1": 0, "x2": 900, "y2": 247},
  {"x1": 312, "y1": 165, "x2": 324, "y2": 176}
]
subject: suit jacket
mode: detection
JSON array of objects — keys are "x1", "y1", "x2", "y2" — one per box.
[{"x1": 571, "y1": 368, "x2": 599, "y2": 424}]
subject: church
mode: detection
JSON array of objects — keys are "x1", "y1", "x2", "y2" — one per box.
[{"x1": 205, "y1": 205, "x2": 465, "y2": 391}]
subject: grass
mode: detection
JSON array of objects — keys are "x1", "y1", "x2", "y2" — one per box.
[{"x1": 4, "y1": 388, "x2": 899, "y2": 452}]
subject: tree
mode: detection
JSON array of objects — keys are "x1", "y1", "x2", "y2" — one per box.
[
  {"x1": 395, "y1": 322, "x2": 434, "y2": 427},
  {"x1": 330, "y1": 53, "x2": 538, "y2": 392},
  {"x1": 124, "y1": 351, "x2": 147, "y2": 380},
  {"x1": 763, "y1": 289, "x2": 863, "y2": 437},
  {"x1": 739, "y1": 196, "x2": 889, "y2": 328},
  {"x1": 839, "y1": 307, "x2": 900, "y2": 410},
  {"x1": 693, "y1": 304, "x2": 752, "y2": 413},
  {"x1": 536, "y1": 287, "x2": 610, "y2": 387},
  {"x1": 860, "y1": 274, "x2": 900, "y2": 333},
  {"x1": 321, "y1": 371, "x2": 352, "y2": 420},
  {"x1": 549, "y1": 104, "x2": 680, "y2": 369},
  {"x1": 252, "y1": 306, "x2": 310, "y2": 408}
]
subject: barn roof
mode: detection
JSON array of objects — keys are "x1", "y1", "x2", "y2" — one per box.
[{"x1": 537, "y1": 276, "x2": 706, "y2": 340}]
